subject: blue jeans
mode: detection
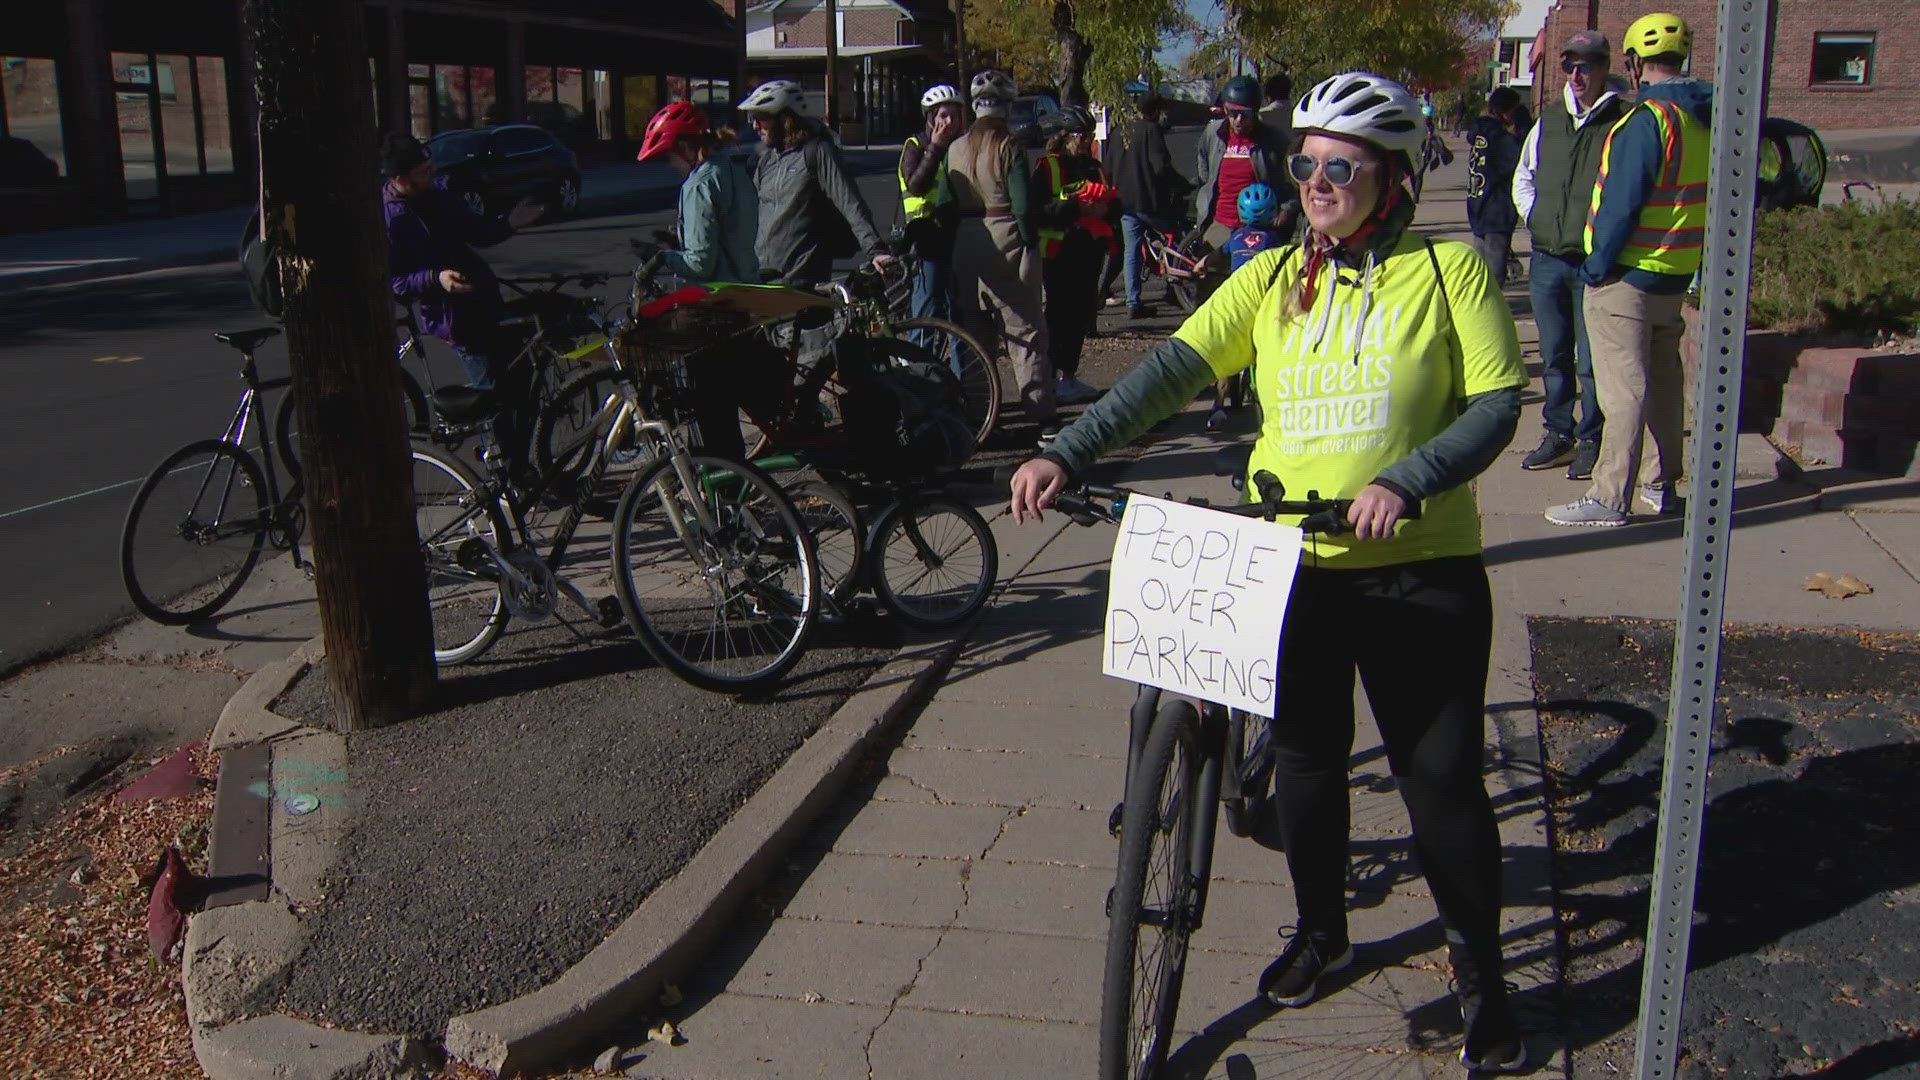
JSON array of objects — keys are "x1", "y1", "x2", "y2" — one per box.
[
  {"x1": 1120, "y1": 212, "x2": 1150, "y2": 307},
  {"x1": 1531, "y1": 252, "x2": 1603, "y2": 444},
  {"x1": 455, "y1": 345, "x2": 495, "y2": 391},
  {"x1": 908, "y1": 251, "x2": 965, "y2": 378}
]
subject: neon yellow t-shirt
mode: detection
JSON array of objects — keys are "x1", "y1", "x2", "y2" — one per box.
[{"x1": 1171, "y1": 236, "x2": 1525, "y2": 568}]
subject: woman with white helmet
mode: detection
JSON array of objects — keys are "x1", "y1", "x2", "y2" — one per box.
[
  {"x1": 1009, "y1": 70, "x2": 1529, "y2": 1073},
  {"x1": 899, "y1": 84, "x2": 967, "y2": 327},
  {"x1": 738, "y1": 78, "x2": 891, "y2": 287},
  {"x1": 946, "y1": 69, "x2": 1054, "y2": 430}
]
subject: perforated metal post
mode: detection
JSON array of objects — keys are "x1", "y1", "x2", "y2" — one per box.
[{"x1": 1632, "y1": 2, "x2": 1770, "y2": 1076}]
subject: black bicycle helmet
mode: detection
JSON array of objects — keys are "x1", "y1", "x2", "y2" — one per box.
[
  {"x1": 1051, "y1": 105, "x2": 1096, "y2": 135},
  {"x1": 1220, "y1": 75, "x2": 1261, "y2": 109}
]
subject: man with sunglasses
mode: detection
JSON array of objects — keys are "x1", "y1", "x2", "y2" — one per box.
[
  {"x1": 1546, "y1": 12, "x2": 1710, "y2": 528},
  {"x1": 1192, "y1": 75, "x2": 1293, "y2": 270},
  {"x1": 1512, "y1": 30, "x2": 1628, "y2": 481}
]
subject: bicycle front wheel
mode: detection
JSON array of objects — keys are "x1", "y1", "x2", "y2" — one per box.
[
  {"x1": 868, "y1": 494, "x2": 996, "y2": 629},
  {"x1": 896, "y1": 317, "x2": 1002, "y2": 446},
  {"x1": 612, "y1": 454, "x2": 820, "y2": 692},
  {"x1": 120, "y1": 440, "x2": 269, "y2": 625},
  {"x1": 411, "y1": 445, "x2": 511, "y2": 665},
  {"x1": 1100, "y1": 700, "x2": 1203, "y2": 1080},
  {"x1": 278, "y1": 371, "x2": 428, "y2": 485}
]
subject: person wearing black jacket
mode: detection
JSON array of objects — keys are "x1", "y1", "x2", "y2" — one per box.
[
  {"x1": 1107, "y1": 95, "x2": 1192, "y2": 319},
  {"x1": 1465, "y1": 87, "x2": 1524, "y2": 288}
]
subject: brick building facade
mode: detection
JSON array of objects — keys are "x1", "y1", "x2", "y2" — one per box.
[{"x1": 1533, "y1": 0, "x2": 1916, "y2": 131}]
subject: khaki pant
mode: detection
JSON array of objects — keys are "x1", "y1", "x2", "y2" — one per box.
[
  {"x1": 1583, "y1": 278, "x2": 1687, "y2": 513},
  {"x1": 952, "y1": 215, "x2": 1053, "y2": 421}
]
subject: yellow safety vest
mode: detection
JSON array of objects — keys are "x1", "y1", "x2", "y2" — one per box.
[
  {"x1": 1585, "y1": 98, "x2": 1709, "y2": 277},
  {"x1": 1037, "y1": 153, "x2": 1105, "y2": 258},
  {"x1": 899, "y1": 134, "x2": 948, "y2": 221}
]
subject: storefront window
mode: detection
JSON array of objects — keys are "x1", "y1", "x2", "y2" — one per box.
[
  {"x1": 623, "y1": 74, "x2": 658, "y2": 139},
  {"x1": 556, "y1": 67, "x2": 586, "y2": 111},
  {"x1": 1, "y1": 56, "x2": 66, "y2": 181},
  {"x1": 197, "y1": 57, "x2": 233, "y2": 175},
  {"x1": 436, "y1": 67, "x2": 472, "y2": 129},
  {"x1": 469, "y1": 66, "x2": 498, "y2": 126},
  {"x1": 1811, "y1": 32, "x2": 1875, "y2": 86},
  {"x1": 159, "y1": 55, "x2": 200, "y2": 177}
]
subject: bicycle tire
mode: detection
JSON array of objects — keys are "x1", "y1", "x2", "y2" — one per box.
[
  {"x1": 611, "y1": 454, "x2": 820, "y2": 692},
  {"x1": 531, "y1": 364, "x2": 645, "y2": 484},
  {"x1": 410, "y1": 444, "x2": 511, "y2": 665},
  {"x1": 1221, "y1": 708, "x2": 1275, "y2": 839},
  {"x1": 1100, "y1": 699, "x2": 1202, "y2": 1080},
  {"x1": 868, "y1": 494, "x2": 996, "y2": 629},
  {"x1": 789, "y1": 480, "x2": 866, "y2": 603},
  {"x1": 278, "y1": 370, "x2": 428, "y2": 485},
  {"x1": 121, "y1": 439, "x2": 269, "y2": 625},
  {"x1": 896, "y1": 317, "x2": 1002, "y2": 446}
]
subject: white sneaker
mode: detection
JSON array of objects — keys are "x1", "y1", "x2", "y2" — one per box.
[
  {"x1": 1055, "y1": 375, "x2": 1101, "y2": 405},
  {"x1": 1544, "y1": 497, "x2": 1628, "y2": 528},
  {"x1": 1206, "y1": 407, "x2": 1229, "y2": 432}
]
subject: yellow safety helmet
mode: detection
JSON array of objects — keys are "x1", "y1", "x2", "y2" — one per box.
[{"x1": 1624, "y1": 12, "x2": 1693, "y2": 60}]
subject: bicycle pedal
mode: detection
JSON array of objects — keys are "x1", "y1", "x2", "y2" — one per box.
[
  {"x1": 1107, "y1": 801, "x2": 1125, "y2": 838},
  {"x1": 596, "y1": 595, "x2": 624, "y2": 629}
]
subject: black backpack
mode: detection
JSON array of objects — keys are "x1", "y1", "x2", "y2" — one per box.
[
  {"x1": 239, "y1": 207, "x2": 285, "y2": 321},
  {"x1": 834, "y1": 336, "x2": 975, "y2": 476}
]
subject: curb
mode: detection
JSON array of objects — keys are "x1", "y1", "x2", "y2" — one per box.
[
  {"x1": 187, "y1": 623, "x2": 971, "y2": 1079},
  {"x1": 442, "y1": 626, "x2": 971, "y2": 1076}
]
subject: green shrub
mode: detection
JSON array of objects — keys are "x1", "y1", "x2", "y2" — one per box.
[{"x1": 1748, "y1": 199, "x2": 1920, "y2": 337}]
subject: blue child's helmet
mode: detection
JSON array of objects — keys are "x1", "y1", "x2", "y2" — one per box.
[{"x1": 1236, "y1": 182, "x2": 1278, "y2": 227}]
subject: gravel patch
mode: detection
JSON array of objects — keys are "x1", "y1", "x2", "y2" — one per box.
[
  {"x1": 1529, "y1": 616, "x2": 1920, "y2": 1078},
  {"x1": 273, "y1": 619, "x2": 897, "y2": 1039}
]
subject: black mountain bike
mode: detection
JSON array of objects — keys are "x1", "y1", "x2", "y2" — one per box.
[
  {"x1": 120, "y1": 328, "x2": 312, "y2": 624},
  {"x1": 1052, "y1": 471, "x2": 1419, "y2": 1080}
]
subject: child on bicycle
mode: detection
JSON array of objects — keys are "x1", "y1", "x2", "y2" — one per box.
[
  {"x1": 1010, "y1": 71, "x2": 1530, "y2": 1074},
  {"x1": 1207, "y1": 182, "x2": 1289, "y2": 429}
]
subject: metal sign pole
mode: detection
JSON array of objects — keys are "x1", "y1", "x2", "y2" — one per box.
[{"x1": 1632, "y1": 0, "x2": 1771, "y2": 1076}]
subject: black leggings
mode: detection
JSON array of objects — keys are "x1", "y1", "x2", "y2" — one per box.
[
  {"x1": 1270, "y1": 555, "x2": 1504, "y2": 964},
  {"x1": 1042, "y1": 236, "x2": 1105, "y2": 379}
]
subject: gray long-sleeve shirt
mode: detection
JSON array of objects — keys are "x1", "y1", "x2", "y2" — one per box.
[{"x1": 754, "y1": 125, "x2": 887, "y2": 287}]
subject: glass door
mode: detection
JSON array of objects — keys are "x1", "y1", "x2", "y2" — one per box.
[{"x1": 112, "y1": 51, "x2": 165, "y2": 208}]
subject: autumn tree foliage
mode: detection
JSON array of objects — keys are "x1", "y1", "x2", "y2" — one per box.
[
  {"x1": 1216, "y1": 0, "x2": 1514, "y2": 92},
  {"x1": 963, "y1": 0, "x2": 1184, "y2": 104}
]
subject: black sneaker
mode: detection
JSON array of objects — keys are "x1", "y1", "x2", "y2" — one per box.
[
  {"x1": 1128, "y1": 304, "x2": 1151, "y2": 320},
  {"x1": 1259, "y1": 927, "x2": 1354, "y2": 1008},
  {"x1": 1520, "y1": 434, "x2": 1576, "y2": 471},
  {"x1": 1452, "y1": 950, "x2": 1527, "y2": 1073},
  {"x1": 1565, "y1": 440, "x2": 1600, "y2": 481}
]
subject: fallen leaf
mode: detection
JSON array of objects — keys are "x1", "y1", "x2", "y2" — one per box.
[
  {"x1": 1805, "y1": 571, "x2": 1873, "y2": 599},
  {"x1": 647, "y1": 1019, "x2": 684, "y2": 1046},
  {"x1": 801, "y1": 990, "x2": 825, "y2": 1003}
]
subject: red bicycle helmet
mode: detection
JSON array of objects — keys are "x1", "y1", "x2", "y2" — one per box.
[{"x1": 637, "y1": 101, "x2": 709, "y2": 162}]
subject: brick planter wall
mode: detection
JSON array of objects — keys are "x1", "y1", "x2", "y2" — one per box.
[{"x1": 1685, "y1": 306, "x2": 1920, "y2": 474}]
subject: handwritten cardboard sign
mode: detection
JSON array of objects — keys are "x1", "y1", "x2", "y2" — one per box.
[{"x1": 1102, "y1": 494, "x2": 1302, "y2": 717}]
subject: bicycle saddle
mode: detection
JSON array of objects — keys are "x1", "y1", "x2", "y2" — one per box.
[
  {"x1": 431, "y1": 385, "x2": 499, "y2": 423},
  {"x1": 213, "y1": 327, "x2": 281, "y2": 353}
]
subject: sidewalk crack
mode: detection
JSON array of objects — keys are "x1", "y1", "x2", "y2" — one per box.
[
  {"x1": 1847, "y1": 510, "x2": 1920, "y2": 585},
  {"x1": 862, "y1": 854, "x2": 977, "y2": 1077}
]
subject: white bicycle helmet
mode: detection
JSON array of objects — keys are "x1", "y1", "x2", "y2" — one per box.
[
  {"x1": 1292, "y1": 71, "x2": 1424, "y2": 170},
  {"x1": 739, "y1": 79, "x2": 806, "y2": 116},
  {"x1": 921, "y1": 84, "x2": 962, "y2": 111},
  {"x1": 969, "y1": 70, "x2": 1017, "y2": 117}
]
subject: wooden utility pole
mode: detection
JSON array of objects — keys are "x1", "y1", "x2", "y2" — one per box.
[
  {"x1": 735, "y1": 0, "x2": 750, "y2": 105},
  {"x1": 823, "y1": 0, "x2": 839, "y2": 132},
  {"x1": 953, "y1": 0, "x2": 967, "y2": 91},
  {"x1": 245, "y1": 0, "x2": 437, "y2": 730}
]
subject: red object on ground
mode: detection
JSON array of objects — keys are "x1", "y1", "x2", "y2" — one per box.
[
  {"x1": 146, "y1": 845, "x2": 196, "y2": 962},
  {"x1": 112, "y1": 743, "x2": 202, "y2": 804}
]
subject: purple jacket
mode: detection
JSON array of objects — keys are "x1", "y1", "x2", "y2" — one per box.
[{"x1": 384, "y1": 179, "x2": 514, "y2": 350}]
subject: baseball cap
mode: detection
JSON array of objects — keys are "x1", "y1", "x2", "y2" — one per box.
[{"x1": 1562, "y1": 30, "x2": 1610, "y2": 59}]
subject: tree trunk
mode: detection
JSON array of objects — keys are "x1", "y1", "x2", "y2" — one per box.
[
  {"x1": 245, "y1": 0, "x2": 438, "y2": 730},
  {"x1": 1053, "y1": 2, "x2": 1092, "y2": 107},
  {"x1": 953, "y1": 0, "x2": 967, "y2": 90}
]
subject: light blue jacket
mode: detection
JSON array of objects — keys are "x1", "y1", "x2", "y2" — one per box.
[{"x1": 667, "y1": 147, "x2": 759, "y2": 283}]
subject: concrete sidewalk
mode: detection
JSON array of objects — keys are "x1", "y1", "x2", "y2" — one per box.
[{"x1": 629, "y1": 173, "x2": 1920, "y2": 1078}]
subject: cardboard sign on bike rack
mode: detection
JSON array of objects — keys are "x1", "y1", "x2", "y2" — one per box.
[{"x1": 1102, "y1": 494, "x2": 1302, "y2": 717}]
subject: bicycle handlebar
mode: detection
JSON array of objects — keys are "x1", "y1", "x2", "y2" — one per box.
[
  {"x1": 498, "y1": 272, "x2": 612, "y2": 292},
  {"x1": 1016, "y1": 469, "x2": 1421, "y2": 537}
]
